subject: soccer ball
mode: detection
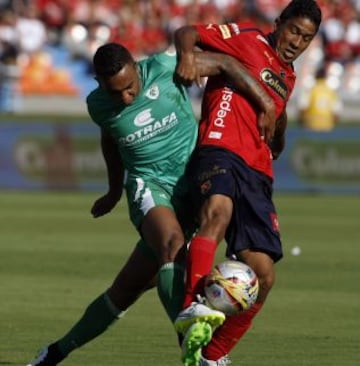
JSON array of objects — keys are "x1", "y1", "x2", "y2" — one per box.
[{"x1": 204, "y1": 260, "x2": 259, "y2": 315}]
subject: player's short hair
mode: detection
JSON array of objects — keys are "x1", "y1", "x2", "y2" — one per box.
[
  {"x1": 278, "y1": 0, "x2": 322, "y2": 31},
  {"x1": 93, "y1": 43, "x2": 134, "y2": 77}
]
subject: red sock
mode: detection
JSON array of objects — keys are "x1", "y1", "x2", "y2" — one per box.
[
  {"x1": 183, "y1": 236, "x2": 217, "y2": 308},
  {"x1": 203, "y1": 303, "x2": 263, "y2": 360}
]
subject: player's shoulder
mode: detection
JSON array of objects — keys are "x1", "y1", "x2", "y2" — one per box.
[
  {"x1": 143, "y1": 48, "x2": 177, "y2": 70},
  {"x1": 86, "y1": 87, "x2": 121, "y2": 124},
  {"x1": 86, "y1": 87, "x2": 104, "y2": 116},
  {"x1": 202, "y1": 20, "x2": 262, "y2": 37}
]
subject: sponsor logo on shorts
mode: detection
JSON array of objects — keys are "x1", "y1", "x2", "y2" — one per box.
[
  {"x1": 200, "y1": 179, "x2": 211, "y2": 194},
  {"x1": 219, "y1": 24, "x2": 231, "y2": 39},
  {"x1": 270, "y1": 212, "x2": 280, "y2": 232},
  {"x1": 260, "y1": 68, "x2": 288, "y2": 100},
  {"x1": 198, "y1": 165, "x2": 227, "y2": 183}
]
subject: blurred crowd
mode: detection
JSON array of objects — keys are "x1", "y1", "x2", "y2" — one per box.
[{"x1": 0, "y1": 0, "x2": 360, "y2": 113}]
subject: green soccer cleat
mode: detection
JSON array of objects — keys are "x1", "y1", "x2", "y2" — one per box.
[
  {"x1": 181, "y1": 322, "x2": 213, "y2": 366},
  {"x1": 175, "y1": 302, "x2": 226, "y2": 335}
]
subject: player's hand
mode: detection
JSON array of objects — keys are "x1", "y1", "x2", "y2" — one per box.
[
  {"x1": 176, "y1": 52, "x2": 202, "y2": 87},
  {"x1": 257, "y1": 100, "x2": 277, "y2": 143},
  {"x1": 91, "y1": 192, "x2": 121, "y2": 218}
]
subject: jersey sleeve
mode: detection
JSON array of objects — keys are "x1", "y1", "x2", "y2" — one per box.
[{"x1": 195, "y1": 22, "x2": 255, "y2": 54}]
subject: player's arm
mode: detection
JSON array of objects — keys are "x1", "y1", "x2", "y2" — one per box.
[
  {"x1": 175, "y1": 25, "x2": 276, "y2": 142},
  {"x1": 174, "y1": 25, "x2": 201, "y2": 85},
  {"x1": 194, "y1": 51, "x2": 276, "y2": 132},
  {"x1": 91, "y1": 130, "x2": 124, "y2": 218},
  {"x1": 269, "y1": 110, "x2": 287, "y2": 160}
]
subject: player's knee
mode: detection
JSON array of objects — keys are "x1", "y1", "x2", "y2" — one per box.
[
  {"x1": 159, "y1": 229, "x2": 185, "y2": 262},
  {"x1": 199, "y1": 208, "x2": 230, "y2": 240},
  {"x1": 257, "y1": 271, "x2": 275, "y2": 302}
]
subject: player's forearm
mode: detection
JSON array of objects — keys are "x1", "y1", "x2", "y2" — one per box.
[
  {"x1": 270, "y1": 111, "x2": 287, "y2": 160},
  {"x1": 101, "y1": 133, "x2": 124, "y2": 198},
  {"x1": 174, "y1": 26, "x2": 200, "y2": 57},
  {"x1": 221, "y1": 55, "x2": 274, "y2": 114}
]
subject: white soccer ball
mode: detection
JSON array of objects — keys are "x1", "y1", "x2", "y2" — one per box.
[{"x1": 204, "y1": 260, "x2": 259, "y2": 315}]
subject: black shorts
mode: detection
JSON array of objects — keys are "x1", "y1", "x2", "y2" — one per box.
[{"x1": 186, "y1": 146, "x2": 283, "y2": 262}]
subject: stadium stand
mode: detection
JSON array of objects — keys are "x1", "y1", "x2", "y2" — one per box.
[{"x1": 0, "y1": 0, "x2": 359, "y2": 119}]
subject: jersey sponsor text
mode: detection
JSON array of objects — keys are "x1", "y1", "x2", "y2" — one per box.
[
  {"x1": 119, "y1": 112, "x2": 178, "y2": 146},
  {"x1": 260, "y1": 69, "x2": 288, "y2": 99}
]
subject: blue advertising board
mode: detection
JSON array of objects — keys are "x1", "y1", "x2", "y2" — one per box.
[
  {"x1": 0, "y1": 122, "x2": 106, "y2": 191},
  {"x1": 1, "y1": 122, "x2": 360, "y2": 193},
  {"x1": 273, "y1": 127, "x2": 360, "y2": 194}
]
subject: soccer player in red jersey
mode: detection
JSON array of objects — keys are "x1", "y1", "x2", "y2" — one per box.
[{"x1": 173, "y1": 1, "x2": 322, "y2": 365}]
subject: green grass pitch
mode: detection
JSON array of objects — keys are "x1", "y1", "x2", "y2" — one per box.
[{"x1": 1, "y1": 191, "x2": 359, "y2": 366}]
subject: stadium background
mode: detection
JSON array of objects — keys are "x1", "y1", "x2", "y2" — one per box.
[
  {"x1": 1, "y1": 0, "x2": 360, "y2": 192},
  {"x1": 1, "y1": 2, "x2": 360, "y2": 365}
]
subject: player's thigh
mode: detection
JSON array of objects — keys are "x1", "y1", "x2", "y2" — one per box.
[
  {"x1": 141, "y1": 205, "x2": 185, "y2": 261},
  {"x1": 198, "y1": 194, "x2": 233, "y2": 241},
  {"x1": 126, "y1": 177, "x2": 185, "y2": 259}
]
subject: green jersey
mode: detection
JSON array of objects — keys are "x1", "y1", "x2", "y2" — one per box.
[{"x1": 87, "y1": 51, "x2": 198, "y2": 186}]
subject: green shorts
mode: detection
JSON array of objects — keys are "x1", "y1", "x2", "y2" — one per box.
[{"x1": 125, "y1": 174, "x2": 196, "y2": 242}]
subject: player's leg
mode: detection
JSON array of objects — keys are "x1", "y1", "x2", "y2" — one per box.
[
  {"x1": 175, "y1": 147, "x2": 235, "y2": 335},
  {"x1": 201, "y1": 251, "x2": 275, "y2": 363},
  {"x1": 140, "y1": 204, "x2": 187, "y2": 322},
  {"x1": 126, "y1": 177, "x2": 190, "y2": 322},
  {"x1": 141, "y1": 205, "x2": 213, "y2": 366},
  {"x1": 201, "y1": 157, "x2": 282, "y2": 364},
  {"x1": 26, "y1": 241, "x2": 158, "y2": 366}
]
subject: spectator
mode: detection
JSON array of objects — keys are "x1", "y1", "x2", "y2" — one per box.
[{"x1": 298, "y1": 67, "x2": 343, "y2": 131}]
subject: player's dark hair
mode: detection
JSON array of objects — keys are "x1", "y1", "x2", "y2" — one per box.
[
  {"x1": 278, "y1": 0, "x2": 322, "y2": 31},
  {"x1": 93, "y1": 43, "x2": 134, "y2": 77}
]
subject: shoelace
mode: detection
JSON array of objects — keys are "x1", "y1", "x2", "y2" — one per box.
[{"x1": 196, "y1": 294, "x2": 208, "y2": 305}]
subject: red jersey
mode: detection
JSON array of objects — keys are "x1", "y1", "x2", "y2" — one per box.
[{"x1": 195, "y1": 22, "x2": 296, "y2": 178}]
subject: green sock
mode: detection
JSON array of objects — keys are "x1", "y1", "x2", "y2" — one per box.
[
  {"x1": 57, "y1": 292, "x2": 125, "y2": 356},
  {"x1": 157, "y1": 262, "x2": 185, "y2": 322}
]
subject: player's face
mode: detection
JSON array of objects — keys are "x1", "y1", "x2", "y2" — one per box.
[
  {"x1": 275, "y1": 16, "x2": 317, "y2": 64},
  {"x1": 99, "y1": 63, "x2": 141, "y2": 105}
]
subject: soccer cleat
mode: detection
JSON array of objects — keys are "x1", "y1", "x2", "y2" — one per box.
[
  {"x1": 181, "y1": 322, "x2": 212, "y2": 366},
  {"x1": 199, "y1": 354, "x2": 232, "y2": 366},
  {"x1": 26, "y1": 343, "x2": 65, "y2": 366},
  {"x1": 175, "y1": 302, "x2": 226, "y2": 335}
]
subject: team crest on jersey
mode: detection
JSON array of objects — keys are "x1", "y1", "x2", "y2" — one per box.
[
  {"x1": 260, "y1": 68, "x2": 288, "y2": 100},
  {"x1": 145, "y1": 85, "x2": 159, "y2": 100}
]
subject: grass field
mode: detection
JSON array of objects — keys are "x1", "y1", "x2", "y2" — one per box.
[{"x1": 1, "y1": 191, "x2": 359, "y2": 366}]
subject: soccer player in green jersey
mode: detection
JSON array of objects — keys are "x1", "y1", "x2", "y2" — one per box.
[{"x1": 27, "y1": 42, "x2": 276, "y2": 366}]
